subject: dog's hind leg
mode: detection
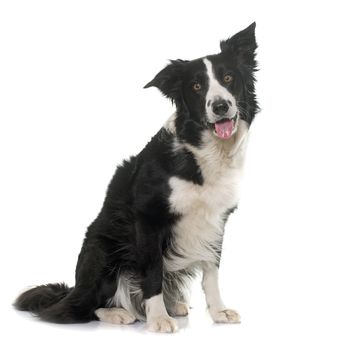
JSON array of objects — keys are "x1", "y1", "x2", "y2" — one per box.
[
  {"x1": 162, "y1": 269, "x2": 196, "y2": 317},
  {"x1": 168, "y1": 302, "x2": 189, "y2": 317},
  {"x1": 95, "y1": 307, "x2": 136, "y2": 325},
  {"x1": 38, "y1": 237, "x2": 119, "y2": 323}
]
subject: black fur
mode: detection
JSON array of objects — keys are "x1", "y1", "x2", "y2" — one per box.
[
  {"x1": 14, "y1": 23, "x2": 258, "y2": 324},
  {"x1": 15, "y1": 283, "x2": 72, "y2": 314}
]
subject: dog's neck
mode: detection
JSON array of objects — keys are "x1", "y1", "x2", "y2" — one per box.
[{"x1": 164, "y1": 113, "x2": 249, "y2": 185}]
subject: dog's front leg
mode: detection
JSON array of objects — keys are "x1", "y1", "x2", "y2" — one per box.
[
  {"x1": 145, "y1": 293, "x2": 177, "y2": 333},
  {"x1": 138, "y1": 222, "x2": 178, "y2": 333},
  {"x1": 202, "y1": 262, "x2": 241, "y2": 323}
]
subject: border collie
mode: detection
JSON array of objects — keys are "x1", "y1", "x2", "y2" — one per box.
[{"x1": 15, "y1": 23, "x2": 258, "y2": 333}]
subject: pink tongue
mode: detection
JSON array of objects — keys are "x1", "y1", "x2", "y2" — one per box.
[{"x1": 214, "y1": 119, "x2": 234, "y2": 139}]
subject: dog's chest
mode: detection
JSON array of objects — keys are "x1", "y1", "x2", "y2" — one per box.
[{"x1": 164, "y1": 133, "x2": 247, "y2": 271}]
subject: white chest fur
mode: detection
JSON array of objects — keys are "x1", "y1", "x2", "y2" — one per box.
[{"x1": 164, "y1": 121, "x2": 249, "y2": 272}]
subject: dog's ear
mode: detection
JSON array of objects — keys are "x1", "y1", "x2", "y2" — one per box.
[
  {"x1": 220, "y1": 22, "x2": 257, "y2": 67},
  {"x1": 144, "y1": 60, "x2": 187, "y2": 102}
]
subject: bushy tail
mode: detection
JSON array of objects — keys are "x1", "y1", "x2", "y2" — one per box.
[
  {"x1": 14, "y1": 283, "x2": 72, "y2": 313},
  {"x1": 14, "y1": 283, "x2": 95, "y2": 323}
]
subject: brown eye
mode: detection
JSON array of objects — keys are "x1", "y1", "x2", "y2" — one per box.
[
  {"x1": 192, "y1": 82, "x2": 202, "y2": 91},
  {"x1": 223, "y1": 74, "x2": 233, "y2": 83}
]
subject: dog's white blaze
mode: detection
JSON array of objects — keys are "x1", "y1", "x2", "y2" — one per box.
[
  {"x1": 165, "y1": 120, "x2": 249, "y2": 272},
  {"x1": 203, "y1": 58, "x2": 238, "y2": 123}
]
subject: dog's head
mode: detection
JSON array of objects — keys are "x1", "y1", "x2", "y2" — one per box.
[{"x1": 144, "y1": 23, "x2": 258, "y2": 145}]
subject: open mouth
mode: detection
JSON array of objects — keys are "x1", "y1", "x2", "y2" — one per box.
[{"x1": 209, "y1": 114, "x2": 238, "y2": 140}]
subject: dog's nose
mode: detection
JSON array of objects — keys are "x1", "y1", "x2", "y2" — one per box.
[{"x1": 212, "y1": 100, "x2": 229, "y2": 116}]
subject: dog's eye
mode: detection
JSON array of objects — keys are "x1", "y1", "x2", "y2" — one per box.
[
  {"x1": 223, "y1": 74, "x2": 233, "y2": 83},
  {"x1": 192, "y1": 82, "x2": 202, "y2": 91}
]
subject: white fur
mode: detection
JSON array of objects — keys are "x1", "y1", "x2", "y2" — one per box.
[
  {"x1": 210, "y1": 309, "x2": 241, "y2": 323},
  {"x1": 110, "y1": 117, "x2": 249, "y2": 327},
  {"x1": 95, "y1": 307, "x2": 136, "y2": 324},
  {"x1": 170, "y1": 302, "x2": 189, "y2": 316},
  {"x1": 165, "y1": 120, "x2": 249, "y2": 272},
  {"x1": 202, "y1": 262, "x2": 225, "y2": 311},
  {"x1": 164, "y1": 112, "x2": 177, "y2": 134},
  {"x1": 202, "y1": 262, "x2": 240, "y2": 323},
  {"x1": 145, "y1": 293, "x2": 178, "y2": 333},
  {"x1": 203, "y1": 58, "x2": 238, "y2": 123},
  {"x1": 112, "y1": 272, "x2": 144, "y2": 321}
]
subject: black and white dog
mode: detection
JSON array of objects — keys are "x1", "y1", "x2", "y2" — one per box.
[{"x1": 15, "y1": 23, "x2": 258, "y2": 333}]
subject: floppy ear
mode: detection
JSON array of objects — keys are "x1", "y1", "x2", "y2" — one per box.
[
  {"x1": 144, "y1": 60, "x2": 187, "y2": 103},
  {"x1": 220, "y1": 22, "x2": 257, "y2": 67}
]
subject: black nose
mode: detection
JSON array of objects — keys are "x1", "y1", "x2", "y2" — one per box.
[{"x1": 212, "y1": 100, "x2": 229, "y2": 116}]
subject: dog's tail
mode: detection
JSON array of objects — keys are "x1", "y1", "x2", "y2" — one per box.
[
  {"x1": 14, "y1": 283, "x2": 96, "y2": 323},
  {"x1": 14, "y1": 283, "x2": 72, "y2": 314}
]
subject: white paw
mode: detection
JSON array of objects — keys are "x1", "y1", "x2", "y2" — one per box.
[
  {"x1": 95, "y1": 307, "x2": 136, "y2": 325},
  {"x1": 147, "y1": 315, "x2": 178, "y2": 333},
  {"x1": 170, "y1": 302, "x2": 189, "y2": 317},
  {"x1": 210, "y1": 308, "x2": 241, "y2": 323}
]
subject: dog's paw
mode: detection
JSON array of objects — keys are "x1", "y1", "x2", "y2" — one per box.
[
  {"x1": 147, "y1": 315, "x2": 178, "y2": 333},
  {"x1": 210, "y1": 309, "x2": 241, "y2": 324},
  {"x1": 170, "y1": 302, "x2": 189, "y2": 317},
  {"x1": 95, "y1": 307, "x2": 136, "y2": 325}
]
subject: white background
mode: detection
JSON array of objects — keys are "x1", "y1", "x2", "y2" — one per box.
[{"x1": 1, "y1": 0, "x2": 349, "y2": 349}]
